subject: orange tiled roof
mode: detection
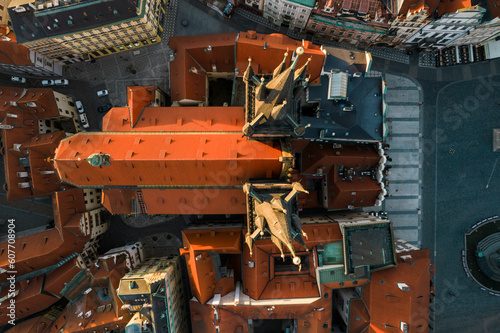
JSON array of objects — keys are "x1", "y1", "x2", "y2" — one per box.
[
  {"x1": 61, "y1": 258, "x2": 130, "y2": 333},
  {"x1": 44, "y1": 259, "x2": 83, "y2": 297},
  {"x1": 54, "y1": 133, "x2": 283, "y2": 188},
  {"x1": 127, "y1": 85, "x2": 154, "y2": 127},
  {"x1": 169, "y1": 33, "x2": 238, "y2": 103},
  {"x1": 437, "y1": 0, "x2": 472, "y2": 16},
  {"x1": 0, "y1": 275, "x2": 58, "y2": 323},
  {"x1": 4, "y1": 316, "x2": 53, "y2": 333},
  {"x1": 362, "y1": 249, "x2": 432, "y2": 332},
  {"x1": 0, "y1": 189, "x2": 89, "y2": 275},
  {"x1": 0, "y1": 87, "x2": 65, "y2": 200},
  {"x1": 0, "y1": 41, "x2": 31, "y2": 66},
  {"x1": 237, "y1": 31, "x2": 325, "y2": 84},
  {"x1": 102, "y1": 188, "x2": 247, "y2": 215},
  {"x1": 295, "y1": 142, "x2": 382, "y2": 209},
  {"x1": 102, "y1": 105, "x2": 245, "y2": 132}
]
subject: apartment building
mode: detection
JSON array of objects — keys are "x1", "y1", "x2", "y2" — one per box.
[
  {"x1": 405, "y1": 4, "x2": 485, "y2": 49},
  {"x1": 383, "y1": 0, "x2": 438, "y2": 49},
  {"x1": 305, "y1": 0, "x2": 392, "y2": 46},
  {"x1": 8, "y1": 0, "x2": 165, "y2": 63},
  {"x1": 0, "y1": 0, "x2": 12, "y2": 26},
  {"x1": 118, "y1": 257, "x2": 189, "y2": 333},
  {"x1": 449, "y1": 17, "x2": 500, "y2": 47},
  {"x1": 263, "y1": 0, "x2": 314, "y2": 30},
  {"x1": 0, "y1": 38, "x2": 63, "y2": 76}
]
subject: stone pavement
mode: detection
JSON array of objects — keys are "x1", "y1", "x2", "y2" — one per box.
[
  {"x1": 162, "y1": 0, "x2": 179, "y2": 44},
  {"x1": 382, "y1": 73, "x2": 423, "y2": 247}
]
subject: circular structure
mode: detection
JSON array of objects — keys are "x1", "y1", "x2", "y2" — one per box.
[{"x1": 464, "y1": 217, "x2": 500, "y2": 294}]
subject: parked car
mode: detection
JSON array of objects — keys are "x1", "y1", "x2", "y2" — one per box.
[
  {"x1": 97, "y1": 89, "x2": 109, "y2": 97},
  {"x1": 11, "y1": 76, "x2": 26, "y2": 83},
  {"x1": 76, "y1": 100, "x2": 84, "y2": 113},
  {"x1": 223, "y1": 3, "x2": 234, "y2": 18},
  {"x1": 79, "y1": 113, "x2": 90, "y2": 129},
  {"x1": 41, "y1": 80, "x2": 55, "y2": 86},
  {"x1": 98, "y1": 104, "x2": 112, "y2": 113},
  {"x1": 55, "y1": 79, "x2": 69, "y2": 85}
]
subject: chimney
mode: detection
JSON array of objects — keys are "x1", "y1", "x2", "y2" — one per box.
[
  {"x1": 247, "y1": 30, "x2": 257, "y2": 39},
  {"x1": 397, "y1": 282, "x2": 410, "y2": 291}
]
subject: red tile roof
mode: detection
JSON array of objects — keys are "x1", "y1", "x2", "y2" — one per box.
[
  {"x1": 4, "y1": 316, "x2": 53, "y2": 333},
  {"x1": 127, "y1": 86, "x2": 155, "y2": 127},
  {"x1": 362, "y1": 249, "x2": 432, "y2": 333},
  {"x1": 169, "y1": 31, "x2": 326, "y2": 103},
  {"x1": 101, "y1": 188, "x2": 247, "y2": 215},
  {"x1": 0, "y1": 41, "x2": 31, "y2": 66},
  {"x1": 0, "y1": 189, "x2": 89, "y2": 275},
  {"x1": 169, "y1": 33, "x2": 238, "y2": 103},
  {"x1": 438, "y1": 0, "x2": 472, "y2": 16},
  {"x1": 0, "y1": 87, "x2": 66, "y2": 200},
  {"x1": 294, "y1": 141, "x2": 383, "y2": 209},
  {"x1": 237, "y1": 31, "x2": 325, "y2": 84},
  {"x1": 102, "y1": 105, "x2": 245, "y2": 132},
  {"x1": 54, "y1": 133, "x2": 283, "y2": 187}
]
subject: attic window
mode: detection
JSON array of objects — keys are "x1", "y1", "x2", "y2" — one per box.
[
  {"x1": 68, "y1": 20, "x2": 73, "y2": 25},
  {"x1": 129, "y1": 281, "x2": 139, "y2": 289},
  {"x1": 113, "y1": 10, "x2": 118, "y2": 15}
]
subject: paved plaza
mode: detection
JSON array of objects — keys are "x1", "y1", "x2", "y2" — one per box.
[{"x1": 2, "y1": 0, "x2": 500, "y2": 331}]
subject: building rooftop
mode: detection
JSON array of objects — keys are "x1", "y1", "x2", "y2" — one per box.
[
  {"x1": 339, "y1": 220, "x2": 396, "y2": 274},
  {"x1": 360, "y1": 249, "x2": 432, "y2": 332},
  {"x1": 314, "y1": 0, "x2": 392, "y2": 26},
  {"x1": 0, "y1": 189, "x2": 89, "y2": 276},
  {"x1": 0, "y1": 41, "x2": 31, "y2": 66},
  {"x1": 437, "y1": 0, "x2": 473, "y2": 17},
  {"x1": 54, "y1": 132, "x2": 283, "y2": 188},
  {"x1": 8, "y1": 0, "x2": 142, "y2": 44},
  {"x1": 305, "y1": 49, "x2": 384, "y2": 143},
  {"x1": 288, "y1": 0, "x2": 316, "y2": 7}
]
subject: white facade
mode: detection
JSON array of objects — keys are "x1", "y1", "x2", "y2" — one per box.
[
  {"x1": 390, "y1": 8, "x2": 431, "y2": 48},
  {"x1": 449, "y1": 17, "x2": 500, "y2": 47},
  {"x1": 29, "y1": 50, "x2": 63, "y2": 76},
  {"x1": 77, "y1": 238, "x2": 100, "y2": 269},
  {"x1": 102, "y1": 242, "x2": 145, "y2": 271},
  {"x1": 263, "y1": 0, "x2": 312, "y2": 30},
  {"x1": 80, "y1": 207, "x2": 108, "y2": 239},
  {"x1": 405, "y1": 7, "x2": 485, "y2": 49}
]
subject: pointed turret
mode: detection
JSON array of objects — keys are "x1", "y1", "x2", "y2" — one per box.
[
  {"x1": 273, "y1": 51, "x2": 288, "y2": 79},
  {"x1": 294, "y1": 57, "x2": 311, "y2": 82},
  {"x1": 243, "y1": 57, "x2": 254, "y2": 83},
  {"x1": 291, "y1": 46, "x2": 304, "y2": 70}
]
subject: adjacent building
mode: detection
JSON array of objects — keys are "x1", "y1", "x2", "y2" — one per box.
[
  {"x1": 0, "y1": 86, "x2": 83, "y2": 201},
  {"x1": 117, "y1": 256, "x2": 189, "y2": 333},
  {"x1": 181, "y1": 213, "x2": 433, "y2": 333},
  {"x1": 405, "y1": 4, "x2": 485, "y2": 49},
  {"x1": 0, "y1": 1, "x2": 12, "y2": 26},
  {"x1": 383, "y1": 0, "x2": 439, "y2": 49},
  {"x1": 262, "y1": 0, "x2": 314, "y2": 30},
  {"x1": 305, "y1": 0, "x2": 392, "y2": 46},
  {"x1": 7, "y1": 0, "x2": 166, "y2": 63}
]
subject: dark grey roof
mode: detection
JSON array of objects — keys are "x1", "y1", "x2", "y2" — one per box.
[
  {"x1": 323, "y1": 46, "x2": 367, "y2": 74},
  {"x1": 303, "y1": 71, "x2": 383, "y2": 142},
  {"x1": 9, "y1": 0, "x2": 142, "y2": 44},
  {"x1": 341, "y1": 221, "x2": 396, "y2": 274}
]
